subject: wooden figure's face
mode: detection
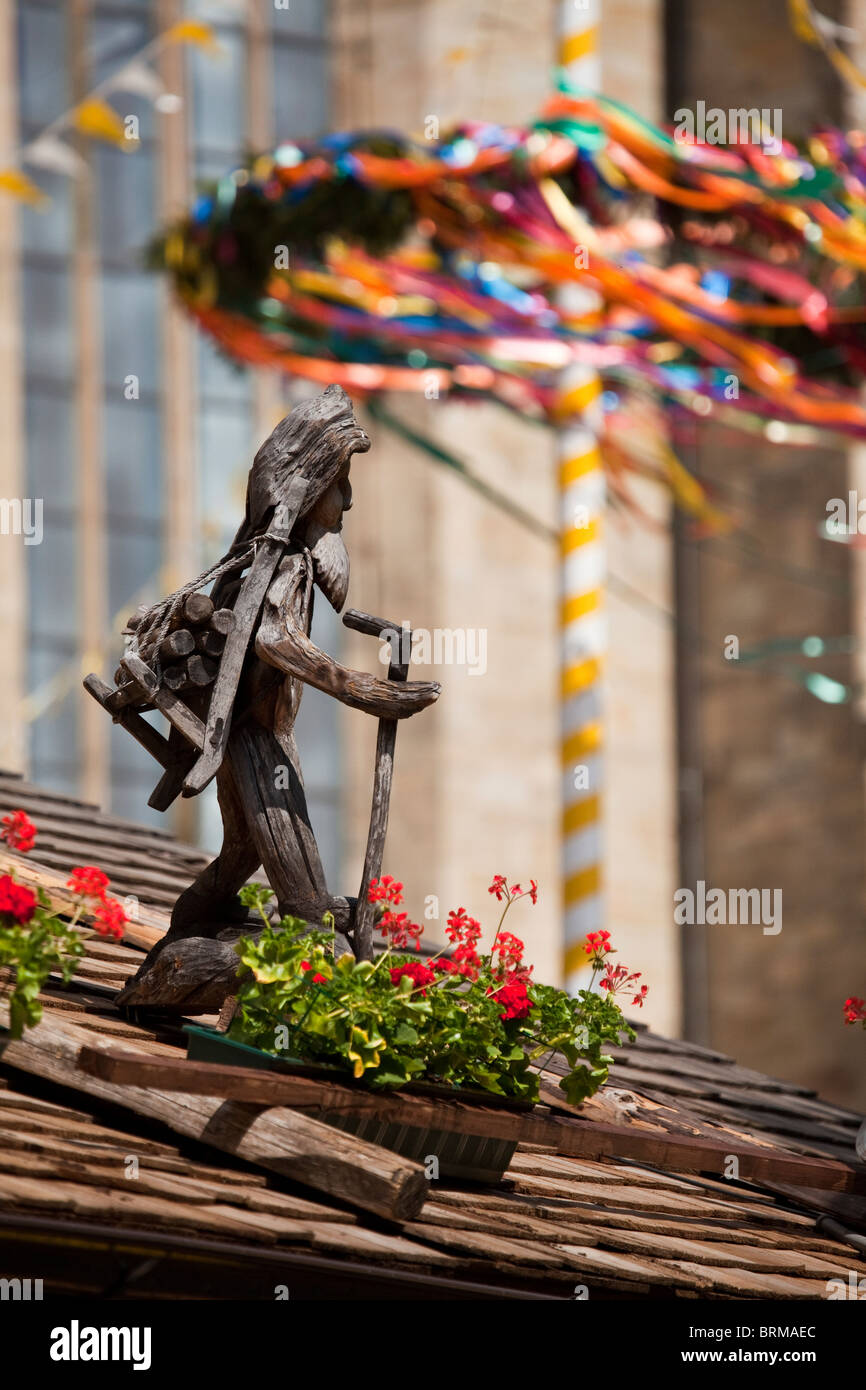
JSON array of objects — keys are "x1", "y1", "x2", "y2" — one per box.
[
  {"x1": 303, "y1": 466, "x2": 353, "y2": 611},
  {"x1": 309, "y1": 469, "x2": 352, "y2": 530}
]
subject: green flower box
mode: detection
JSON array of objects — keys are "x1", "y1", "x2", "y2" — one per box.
[{"x1": 184, "y1": 1024, "x2": 530, "y2": 1183}]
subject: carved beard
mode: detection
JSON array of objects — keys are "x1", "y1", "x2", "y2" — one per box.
[{"x1": 306, "y1": 521, "x2": 350, "y2": 612}]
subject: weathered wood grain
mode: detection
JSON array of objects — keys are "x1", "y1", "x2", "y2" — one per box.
[
  {"x1": 186, "y1": 654, "x2": 217, "y2": 688},
  {"x1": 148, "y1": 725, "x2": 198, "y2": 813},
  {"x1": 161, "y1": 665, "x2": 187, "y2": 692},
  {"x1": 114, "y1": 937, "x2": 244, "y2": 1011},
  {"x1": 183, "y1": 482, "x2": 307, "y2": 797},
  {"x1": 124, "y1": 604, "x2": 150, "y2": 633},
  {"x1": 196, "y1": 629, "x2": 226, "y2": 658},
  {"x1": 0, "y1": 1007, "x2": 427, "y2": 1222},
  {"x1": 83, "y1": 674, "x2": 172, "y2": 769},
  {"x1": 256, "y1": 581, "x2": 439, "y2": 724},
  {"x1": 342, "y1": 609, "x2": 411, "y2": 960},
  {"x1": 157, "y1": 629, "x2": 195, "y2": 662},
  {"x1": 209, "y1": 608, "x2": 235, "y2": 637},
  {"x1": 178, "y1": 593, "x2": 214, "y2": 627},
  {"x1": 72, "y1": 1045, "x2": 866, "y2": 1195},
  {"x1": 121, "y1": 654, "x2": 206, "y2": 751}
]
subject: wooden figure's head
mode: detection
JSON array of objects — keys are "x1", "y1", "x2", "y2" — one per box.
[
  {"x1": 245, "y1": 385, "x2": 368, "y2": 612},
  {"x1": 246, "y1": 384, "x2": 370, "y2": 532}
]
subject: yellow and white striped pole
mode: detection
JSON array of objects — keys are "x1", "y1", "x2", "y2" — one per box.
[{"x1": 557, "y1": 0, "x2": 605, "y2": 990}]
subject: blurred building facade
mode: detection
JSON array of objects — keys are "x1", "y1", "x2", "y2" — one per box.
[
  {"x1": 0, "y1": 0, "x2": 862, "y2": 1106},
  {"x1": 669, "y1": 0, "x2": 866, "y2": 1109},
  {"x1": 0, "y1": 0, "x2": 340, "y2": 870}
]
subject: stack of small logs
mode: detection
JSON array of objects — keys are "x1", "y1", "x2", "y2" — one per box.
[{"x1": 117, "y1": 594, "x2": 235, "y2": 698}]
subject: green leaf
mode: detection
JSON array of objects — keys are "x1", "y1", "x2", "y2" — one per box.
[{"x1": 392, "y1": 1023, "x2": 419, "y2": 1045}]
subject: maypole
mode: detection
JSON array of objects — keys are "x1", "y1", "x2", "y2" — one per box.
[{"x1": 556, "y1": 0, "x2": 605, "y2": 989}]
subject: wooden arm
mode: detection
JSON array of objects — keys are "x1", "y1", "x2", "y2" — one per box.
[
  {"x1": 255, "y1": 559, "x2": 439, "y2": 719},
  {"x1": 255, "y1": 621, "x2": 439, "y2": 720}
]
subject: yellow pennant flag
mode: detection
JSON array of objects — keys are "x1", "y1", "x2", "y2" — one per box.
[
  {"x1": 0, "y1": 168, "x2": 47, "y2": 206},
  {"x1": 165, "y1": 20, "x2": 220, "y2": 53},
  {"x1": 662, "y1": 443, "x2": 731, "y2": 533},
  {"x1": 72, "y1": 98, "x2": 128, "y2": 148},
  {"x1": 788, "y1": 0, "x2": 820, "y2": 44},
  {"x1": 787, "y1": 0, "x2": 866, "y2": 90}
]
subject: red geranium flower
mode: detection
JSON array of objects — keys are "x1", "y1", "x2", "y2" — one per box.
[
  {"x1": 390, "y1": 961, "x2": 436, "y2": 995},
  {"x1": 1, "y1": 810, "x2": 36, "y2": 854},
  {"x1": 492, "y1": 930, "x2": 525, "y2": 969},
  {"x1": 489, "y1": 875, "x2": 538, "y2": 905},
  {"x1": 491, "y1": 929, "x2": 533, "y2": 985},
  {"x1": 599, "y1": 962, "x2": 628, "y2": 992},
  {"x1": 599, "y1": 961, "x2": 648, "y2": 1009},
  {"x1": 492, "y1": 981, "x2": 533, "y2": 1021},
  {"x1": 67, "y1": 866, "x2": 110, "y2": 899},
  {"x1": 378, "y1": 909, "x2": 422, "y2": 951},
  {"x1": 368, "y1": 875, "x2": 404, "y2": 906},
  {"x1": 584, "y1": 929, "x2": 613, "y2": 957},
  {"x1": 300, "y1": 961, "x2": 328, "y2": 984},
  {"x1": 843, "y1": 996, "x2": 866, "y2": 1025},
  {"x1": 92, "y1": 896, "x2": 126, "y2": 940},
  {"x1": 445, "y1": 908, "x2": 481, "y2": 947},
  {"x1": 0, "y1": 874, "x2": 37, "y2": 925},
  {"x1": 445, "y1": 908, "x2": 482, "y2": 979}
]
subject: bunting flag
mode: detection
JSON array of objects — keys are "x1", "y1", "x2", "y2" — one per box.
[
  {"x1": 0, "y1": 20, "x2": 217, "y2": 206},
  {"x1": 23, "y1": 134, "x2": 86, "y2": 178},
  {"x1": 0, "y1": 168, "x2": 47, "y2": 206},
  {"x1": 164, "y1": 20, "x2": 223, "y2": 53},
  {"x1": 71, "y1": 98, "x2": 128, "y2": 149},
  {"x1": 788, "y1": 0, "x2": 866, "y2": 91},
  {"x1": 108, "y1": 61, "x2": 166, "y2": 105}
]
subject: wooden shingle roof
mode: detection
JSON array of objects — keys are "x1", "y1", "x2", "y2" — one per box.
[{"x1": 0, "y1": 769, "x2": 864, "y2": 1300}]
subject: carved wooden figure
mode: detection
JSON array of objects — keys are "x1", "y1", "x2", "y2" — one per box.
[{"x1": 84, "y1": 386, "x2": 439, "y2": 1011}]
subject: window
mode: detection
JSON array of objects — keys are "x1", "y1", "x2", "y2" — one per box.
[{"x1": 17, "y1": 0, "x2": 339, "y2": 879}]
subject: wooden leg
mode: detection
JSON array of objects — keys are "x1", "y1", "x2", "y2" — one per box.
[
  {"x1": 226, "y1": 721, "x2": 330, "y2": 922},
  {"x1": 117, "y1": 722, "x2": 355, "y2": 1014},
  {"x1": 115, "y1": 936, "x2": 246, "y2": 1012},
  {"x1": 169, "y1": 760, "x2": 262, "y2": 938},
  {"x1": 117, "y1": 764, "x2": 263, "y2": 1012}
]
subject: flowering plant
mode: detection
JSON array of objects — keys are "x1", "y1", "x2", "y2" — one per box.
[
  {"x1": 843, "y1": 996, "x2": 866, "y2": 1029},
  {"x1": 0, "y1": 810, "x2": 128, "y2": 1037},
  {"x1": 229, "y1": 875, "x2": 646, "y2": 1105}
]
